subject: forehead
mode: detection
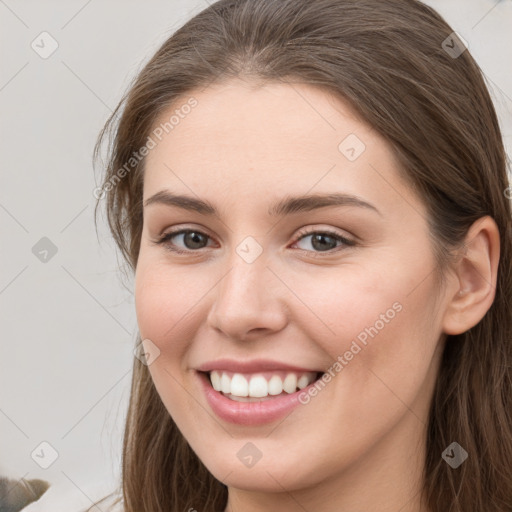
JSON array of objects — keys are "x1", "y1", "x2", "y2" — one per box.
[
  {"x1": 148, "y1": 79, "x2": 368, "y2": 156},
  {"x1": 142, "y1": 79, "x2": 419, "y2": 218}
]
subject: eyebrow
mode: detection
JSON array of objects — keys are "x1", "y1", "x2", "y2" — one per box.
[{"x1": 143, "y1": 190, "x2": 381, "y2": 217}]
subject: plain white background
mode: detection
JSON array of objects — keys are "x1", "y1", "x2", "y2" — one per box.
[{"x1": 1, "y1": 0, "x2": 511, "y2": 504}]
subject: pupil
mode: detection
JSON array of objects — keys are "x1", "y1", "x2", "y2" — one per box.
[
  {"x1": 312, "y1": 234, "x2": 335, "y2": 251},
  {"x1": 185, "y1": 231, "x2": 206, "y2": 249}
]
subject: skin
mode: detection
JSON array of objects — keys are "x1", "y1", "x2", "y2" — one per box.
[{"x1": 134, "y1": 78, "x2": 499, "y2": 512}]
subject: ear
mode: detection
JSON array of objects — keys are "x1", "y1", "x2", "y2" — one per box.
[{"x1": 442, "y1": 216, "x2": 500, "y2": 335}]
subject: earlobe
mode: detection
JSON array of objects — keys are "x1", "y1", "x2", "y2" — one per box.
[{"x1": 442, "y1": 216, "x2": 500, "y2": 335}]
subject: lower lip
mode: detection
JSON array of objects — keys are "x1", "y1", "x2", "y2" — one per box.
[{"x1": 197, "y1": 371, "x2": 319, "y2": 426}]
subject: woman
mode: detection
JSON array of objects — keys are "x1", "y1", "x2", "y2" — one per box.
[{"x1": 91, "y1": 0, "x2": 512, "y2": 510}]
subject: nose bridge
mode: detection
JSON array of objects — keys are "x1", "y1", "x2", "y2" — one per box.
[
  {"x1": 207, "y1": 237, "x2": 285, "y2": 338},
  {"x1": 216, "y1": 241, "x2": 269, "y2": 313}
]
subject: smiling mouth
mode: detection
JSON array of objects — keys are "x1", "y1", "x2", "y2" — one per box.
[{"x1": 200, "y1": 370, "x2": 324, "y2": 402}]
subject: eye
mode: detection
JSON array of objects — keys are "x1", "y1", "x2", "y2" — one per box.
[
  {"x1": 153, "y1": 229, "x2": 213, "y2": 254},
  {"x1": 152, "y1": 226, "x2": 356, "y2": 256},
  {"x1": 291, "y1": 228, "x2": 356, "y2": 256}
]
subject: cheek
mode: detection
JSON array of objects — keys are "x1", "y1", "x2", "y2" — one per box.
[
  {"x1": 134, "y1": 261, "x2": 200, "y2": 348},
  {"x1": 297, "y1": 258, "x2": 441, "y2": 389},
  {"x1": 288, "y1": 263, "x2": 407, "y2": 349},
  {"x1": 135, "y1": 265, "x2": 202, "y2": 416},
  {"x1": 289, "y1": 275, "x2": 441, "y2": 462}
]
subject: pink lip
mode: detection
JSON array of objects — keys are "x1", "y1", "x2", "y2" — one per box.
[
  {"x1": 197, "y1": 371, "x2": 319, "y2": 426},
  {"x1": 196, "y1": 358, "x2": 321, "y2": 374}
]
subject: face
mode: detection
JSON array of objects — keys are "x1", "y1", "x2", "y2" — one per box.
[{"x1": 135, "y1": 79, "x2": 450, "y2": 496}]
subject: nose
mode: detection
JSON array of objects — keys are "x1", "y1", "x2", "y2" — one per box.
[{"x1": 206, "y1": 246, "x2": 288, "y2": 341}]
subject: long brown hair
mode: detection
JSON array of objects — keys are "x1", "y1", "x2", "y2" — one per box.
[{"x1": 92, "y1": 0, "x2": 512, "y2": 510}]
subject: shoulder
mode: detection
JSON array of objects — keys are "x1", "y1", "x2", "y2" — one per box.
[
  {"x1": 20, "y1": 476, "x2": 123, "y2": 512},
  {"x1": 0, "y1": 476, "x2": 49, "y2": 512}
]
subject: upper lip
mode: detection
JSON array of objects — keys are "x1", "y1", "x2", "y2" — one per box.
[{"x1": 196, "y1": 358, "x2": 322, "y2": 374}]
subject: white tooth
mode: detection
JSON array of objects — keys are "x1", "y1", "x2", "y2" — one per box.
[
  {"x1": 230, "y1": 373, "x2": 249, "y2": 397},
  {"x1": 297, "y1": 375, "x2": 310, "y2": 390},
  {"x1": 283, "y1": 373, "x2": 298, "y2": 394},
  {"x1": 210, "y1": 370, "x2": 222, "y2": 391},
  {"x1": 221, "y1": 373, "x2": 231, "y2": 394},
  {"x1": 268, "y1": 375, "x2": 283, "y2": 395},
  {"x1": 249, "y1": 375, "x2": 268, "y2": 397}
]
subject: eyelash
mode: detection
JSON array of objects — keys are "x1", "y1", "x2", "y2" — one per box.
[{"x1": 152, "y1": 226, "x2": 356, "y2": 257}]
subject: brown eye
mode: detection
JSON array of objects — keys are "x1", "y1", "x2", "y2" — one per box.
[
  {"x1": 155, "y1": 229, "x2": 212, "y2": 254},
  {"x1": 292, "y1": 229, "x2": 355, "y2": 255}
]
